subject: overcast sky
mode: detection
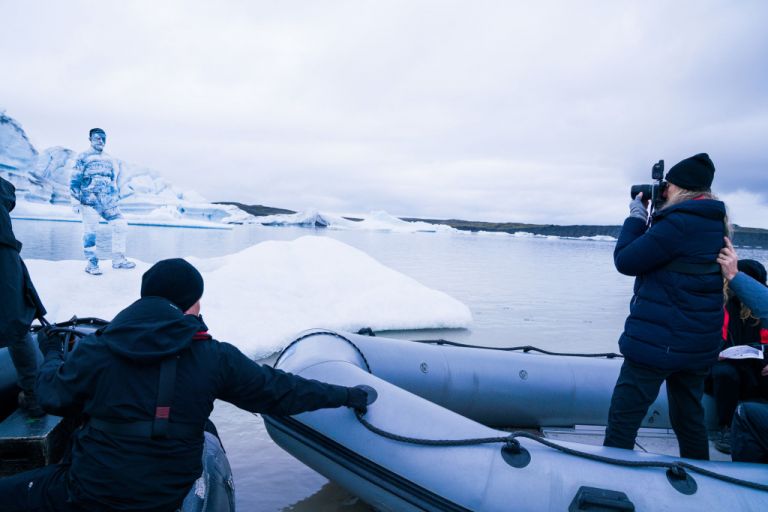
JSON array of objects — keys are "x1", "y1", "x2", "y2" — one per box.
[{"x1": 2, "y1": 1, "x2": 767, "y2": 227}]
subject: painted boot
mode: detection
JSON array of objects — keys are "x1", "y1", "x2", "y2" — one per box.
[
  {"x1": 112, "y1": 255, "x2": 136, "y2": 270},
  {"x1": 85, "y1": 258, "x2": 102, "y2": 275}
]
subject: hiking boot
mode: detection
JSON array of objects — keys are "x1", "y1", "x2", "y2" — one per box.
[
  {"x1": 18, "y1": 391, "x2": 46, "y2": 418},
  {"x1": 714, "y1": 427, "x2": 731, "y2": 454},
  {"x1": 85, "y1": 261, "x2": 102, "y2": 275},
  {"x1": 112, "y1": 257, "x2": 136, "y2": 270}
]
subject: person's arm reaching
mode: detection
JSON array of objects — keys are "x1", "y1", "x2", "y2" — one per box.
[
  {"x1": 719, "y1": 237, "x2": 768, "y2": 321},
  {"x1": 216, "y1": 342, "x2": 371, "y2": 416}
]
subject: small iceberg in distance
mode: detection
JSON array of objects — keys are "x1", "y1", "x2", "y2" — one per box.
[{"x1": 258, "y1": 209, "x2": 457, "y2": 233}]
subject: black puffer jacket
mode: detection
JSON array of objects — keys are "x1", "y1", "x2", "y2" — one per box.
[
  {"x1": 37, "y1": 296, "x2": 351, "y2": 511},
  {"x1": 615, "y1": 198, "x2": 726, "y2": 371},
  {"x1": 0, "y1": 177, "x2": 46, "y2": 345}
]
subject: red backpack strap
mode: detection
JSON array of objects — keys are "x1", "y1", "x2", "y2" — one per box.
[{"x1": 721, "y1": 306, "x2": 729, "y2": 342}]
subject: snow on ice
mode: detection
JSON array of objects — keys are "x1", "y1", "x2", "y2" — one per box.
[{"x1": 26, "y1": 236, "x2": 473, "y2": 358}]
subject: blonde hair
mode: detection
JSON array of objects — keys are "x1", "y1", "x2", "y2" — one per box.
[{"x1": 661, "y1": 188, "x2": 732, "y2": 238}]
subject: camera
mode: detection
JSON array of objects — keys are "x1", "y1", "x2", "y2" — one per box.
[{"x1": 630, "y1": 160, "x2": 667, "y2": 212}]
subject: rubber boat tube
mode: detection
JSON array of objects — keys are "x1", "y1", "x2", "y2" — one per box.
[{"x1": 265, "y1": 330, "x2": 768, "y2": 512}]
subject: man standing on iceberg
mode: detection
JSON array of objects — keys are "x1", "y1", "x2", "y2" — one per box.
[{"x1": 70, "y1": 128, "x2": 134, "y2": 275}]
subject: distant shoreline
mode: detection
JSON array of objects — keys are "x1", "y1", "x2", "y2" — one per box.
[{"x1": 216, "y1": 202, "x2": 768, "y2": 249}]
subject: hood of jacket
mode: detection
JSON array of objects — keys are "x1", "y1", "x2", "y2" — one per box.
[
  {"x1": 653, "y1": 197, "x2": 726, "y2": 223},
  {"x1": 101, "y1": 296, "x2": 205, "y2": 362},
  {"x1": 0, "y1": 177, "x2": 21, "y2": 250}
]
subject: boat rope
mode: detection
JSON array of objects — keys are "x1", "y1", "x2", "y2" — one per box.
[
  {"x1": 275, "y1": 331, "x2": 373, "y2": 373},
  {"x1": 409, "y1": 338, "x2": 623, "y2": 358},
  {"x1": 353, "y1": 410, "x2": 768, "y2": 493}
]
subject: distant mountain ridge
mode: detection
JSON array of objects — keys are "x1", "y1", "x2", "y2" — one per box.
[{"x1": 222, "y1": 202, "x2": 768, "y2": 248}]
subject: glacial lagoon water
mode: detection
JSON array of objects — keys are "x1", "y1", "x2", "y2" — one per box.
[{"x1": 13, "y1": 219, "x2": 768, "y2": 511}]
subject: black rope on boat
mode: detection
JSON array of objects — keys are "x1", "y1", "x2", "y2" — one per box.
[
  {"x1": 410, "y1": 338, "x2": 623, "y2": 359},
  {"x1": 275, "y1": 330, "x2": 373, "y2": 373},
  {"x1": 353, "y1": 410, "x2": 768, "y2": 493}
]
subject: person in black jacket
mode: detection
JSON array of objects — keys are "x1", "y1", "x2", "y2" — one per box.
[
  {"x1": 0, "y1": 258, "x2": 372, "y2": 512},
  {"x1": 711, "y1": 258, "x2": 768, "y2": 454},
  {"x1": 603, "y1": 153, "x2": 727, "y2": 460},
  {"x1": 0, "y1": 176, "x2": 47, "y2": 417}
]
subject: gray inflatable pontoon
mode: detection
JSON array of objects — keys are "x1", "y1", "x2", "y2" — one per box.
[{"x1": 265, "y1": 330, "x2": 768, "y2": 512}]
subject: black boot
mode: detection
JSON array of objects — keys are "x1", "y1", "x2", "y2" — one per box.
[
  {"x1": 18, "y1": 390, "x2": 46, "y2": 418},
  {"x1": 714, "y1": 426, "x2": 731, "y2": 454}
]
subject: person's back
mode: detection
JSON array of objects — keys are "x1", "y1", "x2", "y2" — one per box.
[
  {"x1": 615, "y1": 196, "x2": 727, "y2": 371},
  {"x1": 5, "y1": 258, "x2": 370, "y2": 512}
]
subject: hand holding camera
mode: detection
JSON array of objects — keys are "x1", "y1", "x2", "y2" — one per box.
[
  {"x1": 630, "y1": 159, "x2": 667, "y2": 222},
  {"x1": 629, "y1": 193, "x2": 648, "y2": 220}
]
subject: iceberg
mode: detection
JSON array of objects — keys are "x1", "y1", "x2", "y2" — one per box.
[
  {"x1": 0, "y1": 110, "x2": 251, "y2": 228},
  {"x1": 26, "y1": 236, "x2": 473, "y2": 358},
  {"x1": 259, "y1": 209, "x2": 457, "y2": 233}
]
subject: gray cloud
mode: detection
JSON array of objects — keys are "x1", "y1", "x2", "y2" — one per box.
[{"x1": 2, "y1": 0, "x2": 767, "y2": 227}]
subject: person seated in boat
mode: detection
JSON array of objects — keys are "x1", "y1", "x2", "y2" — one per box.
[
  {"x1": 0, "y1": 176, "x2": 47, "y2": 418},
  {"x1": 604, "y1": 153, "x2": 727, "y2": 460},
  {"x1": 710, "y1": 258, "x2": 768, "y2": 454},
  {"x1": 0, "y1": 258, "x2": 374, "y2": 512},
  {"x1": 718, "y1": 237, "x2": 768, "y2": 463}
]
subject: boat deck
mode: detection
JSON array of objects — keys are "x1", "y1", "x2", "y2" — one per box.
[{"x1": 541, "y1": 425, "x2": 732, "y2": 462}]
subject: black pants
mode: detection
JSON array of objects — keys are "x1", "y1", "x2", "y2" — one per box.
[
  {"x1": 604, "y1": 359, "x2": 710, "y2": 460},
  {"x1": 5, "y1": 332, "x2": 39, "y2": 394},
  {"x1": 0, "y1": 464, "x2": 79, "y2": 512},
  {"x1": 731, "y1": 401, "x2": 768, "y2": 463},
  {"x1": 711, "y1": 359, "x2": 768, "y2": 427}
]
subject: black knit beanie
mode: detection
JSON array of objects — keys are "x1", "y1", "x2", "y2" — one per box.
[
  {"x1": 665, "y1": 153, "x2": 715, "y2": 191},
  {"x1": 738, "y1": 259, "x2": 767, "y2": 286},
  {"x1": 141, "y1": 258, "x2": 204, "y2": 311}
]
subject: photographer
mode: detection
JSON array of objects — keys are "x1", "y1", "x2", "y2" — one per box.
[{"x1": 603, "y1": 153, "x2": 727, "y2": 460}]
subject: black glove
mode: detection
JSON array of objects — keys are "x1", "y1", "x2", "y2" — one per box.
[
  {"x1": 345, "y1": 385, "x2": 377, "y2": 413},
  {"x1": 38, "y1": 328, "x2": 64, "y2": 357}
]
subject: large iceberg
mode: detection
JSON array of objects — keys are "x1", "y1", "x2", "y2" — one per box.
[
  {"x1": 26, "y1": 236, "x2": 473, "y2": 358},
  {"x1": 0, "y1": 110, "x2": 250, "y2": 228}
]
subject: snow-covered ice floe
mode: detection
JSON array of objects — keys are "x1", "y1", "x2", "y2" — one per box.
[{"x1": 26, "y1": 236, "x2": 472, "y2": 358}]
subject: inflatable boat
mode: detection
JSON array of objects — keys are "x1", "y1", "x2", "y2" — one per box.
[
  {"x1": 265, "y1": 330, "x2": 768, "y2": 512},
  {"x1": 0, "y1": 319, "x2": 235, "y2": 512}
]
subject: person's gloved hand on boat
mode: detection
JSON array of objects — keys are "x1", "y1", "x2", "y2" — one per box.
[{"x1": 346, "y1": 384, "x2": 377, "y2": 413}]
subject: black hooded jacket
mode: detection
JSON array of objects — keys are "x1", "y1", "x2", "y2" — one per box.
[
  {"x1": 37, "y1": 296, "x2": 351, "y2": 511},
  {"x1": 0, "y1": 176, "x2": 46, "y2": 344}
]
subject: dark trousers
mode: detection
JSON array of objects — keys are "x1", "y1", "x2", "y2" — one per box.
[
  {"x1": 604, "y1": 359, "x2": 710, "y2": 460},
  {"x1": 731, "y1": 401, "x2": 768, "y2": 463},
  {"x1": 6, "y1": 332, "x2": 39, "y2": 393},
  {"x1": 0, "y1": 464, "x2": 79, "y2": 512},
  {"x1": 711, "y1": 359, "x2": 768, "y2": 427}
]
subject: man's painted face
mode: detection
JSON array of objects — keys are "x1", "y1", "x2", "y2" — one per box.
[{"x1": 90, "y1": 132, "x2": 106, "y2": 151}]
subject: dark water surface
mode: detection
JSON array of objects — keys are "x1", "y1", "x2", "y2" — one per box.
[{"x1": 13, "y1": 219, "x2": 768, "y2": 511}]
